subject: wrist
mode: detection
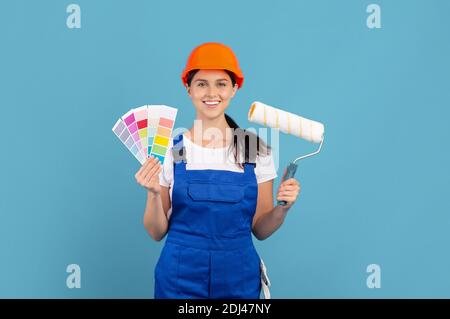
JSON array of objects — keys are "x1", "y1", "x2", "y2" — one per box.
[{"x1": 147, "y1": 190, "x2": 161, "y2": 198}]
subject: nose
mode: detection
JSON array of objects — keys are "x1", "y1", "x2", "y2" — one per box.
[{"x1": 206, "y1": 86, "x2": 218, "y2": 98}]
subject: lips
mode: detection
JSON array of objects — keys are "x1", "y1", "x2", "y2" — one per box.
[{"x1": 203, "y1": 100, "x2": 221, "y2": 108}]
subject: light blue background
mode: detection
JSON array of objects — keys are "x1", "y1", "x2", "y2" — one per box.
[{"x1": 1, "y1": 0, "x2": 449, "y2": 298}]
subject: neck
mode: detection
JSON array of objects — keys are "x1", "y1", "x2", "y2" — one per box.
[{"x1": 188, "y1": 114, "x2": 233, "y2": 148}]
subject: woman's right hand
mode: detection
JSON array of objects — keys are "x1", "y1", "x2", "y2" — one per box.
[{"x1": 135, "y1": 156, "x2": 162, "y2": 194}]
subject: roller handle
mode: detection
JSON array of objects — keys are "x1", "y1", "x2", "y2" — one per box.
[{"x1": 277, "y1": 162, "x2": 298, "y2": 206}]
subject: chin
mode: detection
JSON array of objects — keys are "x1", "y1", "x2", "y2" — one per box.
[{"x1": 202, "y1": 110, "x2": 223, "y2": 119}]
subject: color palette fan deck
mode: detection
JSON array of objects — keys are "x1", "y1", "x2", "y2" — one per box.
[{"x1": 112, "y1": 105, "x2": 178, "y2": 164}]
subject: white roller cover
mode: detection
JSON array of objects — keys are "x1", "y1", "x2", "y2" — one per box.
[{"x1": 248, "y1": 101, "x2": 324, "y2": 143}]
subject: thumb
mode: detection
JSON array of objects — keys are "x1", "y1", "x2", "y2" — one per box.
[{"x1": 281, "y1": 167, "x2": 287, "y2": 181}]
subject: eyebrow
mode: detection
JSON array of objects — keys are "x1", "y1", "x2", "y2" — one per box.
[{"x1": 194, "y1": 78, "x2": 229, "y2": 82}]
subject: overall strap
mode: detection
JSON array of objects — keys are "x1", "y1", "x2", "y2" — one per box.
[
  {"x1": 243, "y1": 162, "x2": 256, "y2": 177},
  {"x1": 172, "y1": 133, "x2": 186, "y2": 173},
  {"x1": 243, "y1": 136, "x2": 257, "y2": 176}
]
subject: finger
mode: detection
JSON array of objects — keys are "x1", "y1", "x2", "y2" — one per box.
[
  {"x1": 279, "y1": 185, "x2": 299, "y2": 194},
  {"x1": 143, "y1": 166, "x2": 162, "y2": 188},
  {"x1": 280, "y1": 181, "x2": 292, "y2": 189},
  {"x1": 281, "y1": 185, "x2": 299, "y2": 195},
  {"x1": 145, "y1": 167, "x2": 163, "y2": 187},
  {"x1": 282, "y1": 168, "x2": 287, "y2": 180},
  {"x1": 277, "y1": 192, "x2": 291, "y2": 199},
  {"x1": 278, "y1": 191, "x2": 291, "y2": 199},
  {"x1": 141, "y1": 157, "x2": 159, "y2": 179},
  {"x1": 284, "y1": 178, "x2": 299, "y2": 186},
  {"x1": 150, "y1": 166, "x2": 163, "y2": 182},
  {"x1": 143, "y1": 161, "x2": 162, "y2": 181},
  {"x1": 136, "y1": 156, "x2": 155, "y2": 177},
  {"x1": 135, "y1": 160, "x2": 148, "y2": 178},
  {"x1": 143, "y1": 160, "x2": 161, "y2": 181},
  {"x1": 278, "y1": 190, "x2": 299, "y2": 197},
  {"x1": 280, "y1": 185, "x2": 297, "y2": 191},
  {"x1": 276, "y1": 195, "x2": 292, "y2": 202},
  {"x1": 139, "y1": 160, "x2": 157, "y2": 182}
]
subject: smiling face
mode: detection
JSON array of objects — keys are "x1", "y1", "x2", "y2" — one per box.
[{"x1": 187, "y1": 69, "x2": 238, "y2": 121}]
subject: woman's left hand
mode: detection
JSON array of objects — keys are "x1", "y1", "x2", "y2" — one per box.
[{"x1": 276, "y1": 175, "x2": 301, "y2": 209}]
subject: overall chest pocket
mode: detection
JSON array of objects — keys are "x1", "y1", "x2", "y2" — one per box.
[
  {"x1": 187, "y1": 182, "x2": 247, "y2": 237},
  {"x1": 188, "y1": 183, "x2": 245, "y2": 203}
]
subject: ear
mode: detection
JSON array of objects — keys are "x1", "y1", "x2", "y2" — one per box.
[
  {"x1": 231, "y1": 84, "x2": 238, "y2": 98},
  {"x1": 186, "y1": 85, "x2": 191, "y2": 96}
]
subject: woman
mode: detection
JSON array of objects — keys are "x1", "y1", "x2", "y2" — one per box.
[{"x1": 135, "y1": 42, "x2": 300, "y2": 299}]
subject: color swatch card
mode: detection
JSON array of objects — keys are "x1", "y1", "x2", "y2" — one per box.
[
  {"x1": 112, "y1": 105, "x2": 178, "y2": 165},
  {"x1": 133, "y1": 105, "x2": 149, "y2": 154},
  {"x1": 148, "y1": 105, "x2": 177, "y2": 163},
  {"x1": 146, "y1": 105, "x2": 160, "y2": 157},
  {"x1": 112, "y1": 118, "x2": 146, "y2": 164}
]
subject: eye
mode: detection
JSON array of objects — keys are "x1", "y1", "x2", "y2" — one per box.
[
  {"x1": 218, "y1": 82, "x2": 227, "y2": 87},
  {"x1": 197, "y1": 82, "x2": 206, "y2": 87}
]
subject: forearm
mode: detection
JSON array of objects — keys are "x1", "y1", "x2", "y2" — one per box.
[
  {"x1": 143, "y1": 191, "x2": 168, "y2": 241},
  {"x1": 253, "y1": 205, "x2": 290, "y2": 240}
]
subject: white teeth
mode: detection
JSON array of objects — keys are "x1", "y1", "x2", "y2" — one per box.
[{"x1": 204, "y1": 101, "x2": 220, "y2": 105}]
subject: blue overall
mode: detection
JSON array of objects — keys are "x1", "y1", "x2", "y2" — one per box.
[{"x1": 154, "y1": 134, "x2": 261, "y2": 299}]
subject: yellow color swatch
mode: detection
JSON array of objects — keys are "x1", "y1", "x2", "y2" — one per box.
[{"x1": 154, "y1": 135, "x2": 169, "y2": 147}]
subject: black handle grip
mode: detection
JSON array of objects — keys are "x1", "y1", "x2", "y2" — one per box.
[{"x1": 277, "y1": 162, "x2": 298, "y2": 206}]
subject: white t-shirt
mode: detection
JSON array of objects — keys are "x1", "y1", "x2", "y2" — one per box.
[{"x1": 159, "y1": 133, "x2": 278, "y2": 219}]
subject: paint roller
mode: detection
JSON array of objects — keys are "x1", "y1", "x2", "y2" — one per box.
[{"x1": 248, "y1": 101, "x2": 325, "y2": 206}]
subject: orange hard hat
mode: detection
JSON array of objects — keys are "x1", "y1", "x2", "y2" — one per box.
[{"x1": 181, "y1": 42, "x2": 244, "y2": 89}]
